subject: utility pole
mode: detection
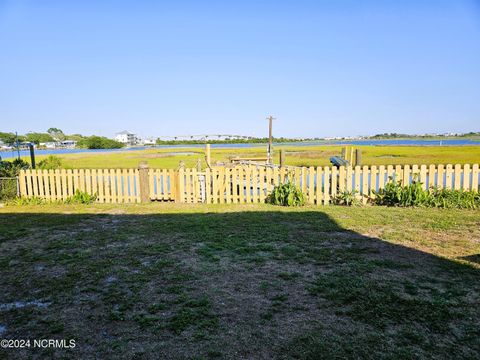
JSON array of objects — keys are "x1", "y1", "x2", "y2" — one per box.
[
  {"x1": 15, "y1": 132, "x2": 21, "y2": 160},
  {"x1": 266, "y1": 115, "x2": 275, "y2": 164}
]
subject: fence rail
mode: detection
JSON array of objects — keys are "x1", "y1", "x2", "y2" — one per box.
[{"x1": 18, "y1": 163, "x2": 480, "y2": 205}]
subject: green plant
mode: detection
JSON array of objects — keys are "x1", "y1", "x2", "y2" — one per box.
[
  {"x1": 37, "y1": 155, "x2": 63, "y2": 170},
  {"x1": 7, "y1": 190, "x2": 96, "y2": 206},
  {"x1": 333, "y1": 190, "x2": 361, "y2": 206},
  {"x1": 0, "y1": 159, "x2": 30, "y2": 177},
  {"x1": 77, "y1": 136, "x2": 124, "y2": 149},
  {"x1": 0, "y1": 178, "x2": 18, "y2": 201},
  {"x1": 65, "y1": 190, "x2": 97, "y2": 204},
  {"x1": 266, "y1": 182, "x2": 305, "y2": 206},
  {"x1": 7, "y1": 196, "x2": 49, "y2": 205},
  {"x1": 374, "y1": 176, "x2": 480, "y2": 209},
  {"x1": 374, "y1": 176, "x2": 428, "y2": 207}
]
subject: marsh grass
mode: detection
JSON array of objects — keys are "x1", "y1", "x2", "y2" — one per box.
[{"x1": 15, "y1": 144, "x2": 480, "y2": 169}]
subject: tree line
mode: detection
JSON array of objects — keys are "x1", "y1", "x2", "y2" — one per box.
[{"x1": 0, "y1": 128, "x2": 124, "y2": 149}]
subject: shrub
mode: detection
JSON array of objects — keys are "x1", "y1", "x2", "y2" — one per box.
[
  {"x1": 77, "y1": 136, "x2": 124, "y2": 149},
  {"x1": 374, "y1": 176, "x2": 480, "y2": 209},
  {"x1": 65, "y1": 190, "x2": 97, "y2": 204},
  {"x1": 0, "y1": 159, "x2": 30, "y2": 177},
  {"x1": 332, "y1": 190, "x2": 361, "y2": 206},
  {"x1": 37, "y1": 155, "x2": 63, "y2": 170},
  {"x1": 374, "y1": 176, "x2": 429, "y2": 207},
  {"x1": 7, "y1": 191, "x2": 96, "y2": 206},
  {"x1": 0, "y1": 178, "x2": 18, "y2": 201},
  {"x1": 266, "y1": 182, "x2": 305, "y2": 206},
  {"x1": 7, "y1": 197, "x2": 48, "y2": 205}
]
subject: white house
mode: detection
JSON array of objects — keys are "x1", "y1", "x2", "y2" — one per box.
[
  {"x1": 142, "y1": 138, "x2": 156, "y2": 146},
  {"x1": 115, "y1": 131, "x2": 139, "y2": 146},
  {"x1": 61, "y1": 140, "x2": 77, "y2": 148},
  {"x1": 40, "y1": 142, "x2": 58, "y2": 149}
]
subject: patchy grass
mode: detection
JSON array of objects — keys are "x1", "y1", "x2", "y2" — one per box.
[
  {"x1": 18, "y1": 144, "x2": 480, "y2": 169},
  {"x1": 0, "y1": 204, "x2": 479, "y2": 359}
]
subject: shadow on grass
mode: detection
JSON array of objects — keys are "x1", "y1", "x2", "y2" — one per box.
[
  {"x1": 459, "y1": 254, "x2": 480, "y2": 265},
  {"x1": 0, "y1": 210, "x2": 479, "y2": 359}
]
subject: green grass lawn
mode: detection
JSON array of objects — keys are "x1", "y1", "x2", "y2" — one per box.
[
  {"x1": 20, "y1": 144, "x2": 480, "y2": 169},
  {"x1": 0, "y1": 203, "x2": 479, "y2": 359}
]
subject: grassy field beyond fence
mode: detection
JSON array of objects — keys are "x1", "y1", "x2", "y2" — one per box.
[{"x1": 15, "y1": 144, "x2": 480, "y2": 169}]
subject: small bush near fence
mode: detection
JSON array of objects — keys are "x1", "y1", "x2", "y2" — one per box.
[
  {"x1": 7, "y1": 190, "x2": 97, "y2": 206},
  {"x1": 0, "y1": 159, "x2": 29, "y2": 202},
  {"x1": 266, "y1": 182, "x2": 305, "y2": 206},
  {"x1": 0, "y1": 159, "x2": 30, "y2": 177},
  {"x1": 0, "y1": 178, "x2": 18, "y2": 201},
  {"x1": 37, "y1": 155, "x2": 63, "y2": 170},
  {"x1": 332, "y1": 190, "x2": 361, "y2": 206},
  {"x1": 373, "y1": 177, "x2": 480, "y2": 209}
]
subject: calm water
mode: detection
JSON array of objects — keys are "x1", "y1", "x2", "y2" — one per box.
[{"x1": 1, "y1": 139, "x2": 479, "y2": 160}]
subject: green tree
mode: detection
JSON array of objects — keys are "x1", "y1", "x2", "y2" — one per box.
[
  {"x1": 77, "y1": 136, "x2": 124, "y2": 149},
  {"x1": 0, "y1": 132, "x2": 25, "y2": 145},
  {"x1": 37, "y1": 155, "x2": 63, "y2": 170},
  {"x1": 47, "y1": 128, "x2": 66, "y2": 141},
  {"x1": 26, "y1": 132, "x2": 54, "y2": 145}
]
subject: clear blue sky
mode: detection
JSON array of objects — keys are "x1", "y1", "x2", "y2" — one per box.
[{"x1": 1, "y1": 0, "x2": 479, "y2": 138}]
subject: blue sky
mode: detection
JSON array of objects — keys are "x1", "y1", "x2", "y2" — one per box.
[{"x1": 1, "y1": 0, "x2": 479, "y2": 138}]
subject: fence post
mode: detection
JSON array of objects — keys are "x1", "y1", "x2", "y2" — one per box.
[
  {"x1": 138, "y1": 162, "x2": 150, "y2": 203},
  {"x1": 355, "y1": 149, "x2": 362, "y2": 166},
  {"x1": 280, "y1": 150, "x2": 285, "y2": 167},
  {"x1": 176, "y1": 162, "x2": 185, "y2": 203},
  {"x1": 205, "y1": 144, "x2": 211, "y2": 168}
]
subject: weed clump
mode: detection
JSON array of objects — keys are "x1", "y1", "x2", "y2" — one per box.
[{"x1": 266, "y1": 182, "x2": 305, "y2": 206}]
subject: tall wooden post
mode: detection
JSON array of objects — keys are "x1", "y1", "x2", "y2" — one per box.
[
  {"x1": 29, "y1": 144, "x2": 36, "y2": 169},
  {"x1": 280, "y1": 150, "x2": 285, "y2": 167},
  {"x1": 355, "y1": 149, "x2": 362, "y2": 166},
  {"x1": 176, "y1": 161, "x2": 185, "y2": 203},
  {"x1": 341, "y1": 147, "x2": 347, "y2": 160},
  {"x1": 266, "y1": 116, "x2": 275, "y2": 164},
  {"x1": 138, "y1": 162, "x2": 149, "y2": 203},
  {"x1": 205, "y1": 144, "x2": 211, "y2": 168}
]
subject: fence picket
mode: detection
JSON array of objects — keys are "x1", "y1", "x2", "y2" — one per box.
[
  {"x1": 338, "y1": 166, "x2": 345, "y2": 192},
  {"x1": 377, "y1": 165, "x2": 385, "y2": 190},
  {"x1": 437, "y1": 165, "x2": 444, "y2": 189},
  {"x1": 403, "y1": 165, "x2": 410, "y2": 186},
  {"x1": 331, "y1": 166, "x2": 338, "y2": 200},
  {"x1": 324, "y1": 167, "x2": 330, "y2": 205},
  {"x1": 454, "y1": 164, "x2": 462, "y2": 190},
  {"x1": 462, "y1": 164, "x2": 470, "y2": 190},
  {"x1": 362, "y1": 166, "x2": 369, "y2": 197},
  {"x1": 346, "y1": 166, "x2": 353, "y2": 191},
  {"x1": 472, "y1": 164, "x2": 479, "y2": 191},
  {"x1": 370, "y1": 165, "x2": 377, "y2": 197},
  {"x1": 42, "y1": 170, "x2": 50, "y2": 200},
  {"x1": 428, "y1": 165, "x2": 436, "y2": 189},
  {"x1": 30, "y1": 170, "x2": 39, "y2": 197}
]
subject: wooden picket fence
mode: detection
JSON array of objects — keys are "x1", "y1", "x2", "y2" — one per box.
[
  {"x1": 19, "y1": 169, "x2": 142, "y2": 203},
  {"x1": 18, "y1": 163, "x2": 480, "y2": 205}
]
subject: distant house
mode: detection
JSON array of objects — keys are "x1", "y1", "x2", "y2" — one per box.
[
  {"x1": 142, "y1": 138, "x2": 156, "y2": 146},
  {"x1": 0, "y1": 140, "x2": 12, "y2": 150},
  {"x1": 115, "y1": 131, "x2": 139, "y2": 146},
  {"x1": 40, "y1": 142, "x2": 58, "y2": 149},
  {"x1": 61, "y1": 140, "x2": 77, "y2": 148}
]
